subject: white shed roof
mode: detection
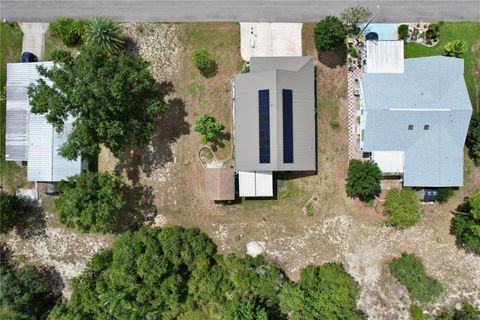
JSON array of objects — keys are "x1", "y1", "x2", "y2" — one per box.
[
  {"x1": 238, "y1": 171, "x2": 273, "y2": 197},
  {"x1": 366, "y1": 40, "x2": 404, "y2": 73},
  {"x1": 371, "y1": 151, "x2": 405, "y2": 175}
]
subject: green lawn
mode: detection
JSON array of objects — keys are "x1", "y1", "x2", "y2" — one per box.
[
  {"x1": 0, "y1": 22, "x2": 25, "y2": 188},
  {"x1": 404, "y1": 22, "x2": 480, "y2": 111}
]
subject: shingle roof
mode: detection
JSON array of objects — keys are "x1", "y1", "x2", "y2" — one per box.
[
  {"x1": 233, "y1": 56, "x2": 316, "y2": 171},
  {"x1": 6, "y1": 62, "x2": 82, "y2": 182},
  {"x1": 362, "y1": 57, "x2": 472, "y2": 187}
]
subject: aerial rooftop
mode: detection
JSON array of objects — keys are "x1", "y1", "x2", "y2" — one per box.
[
  {"x1": 233, "y1": 56, "x2": 316, "y2": 172},
  {"x1": 361, "y1": 56, "x2": 472, "y2": 187}
]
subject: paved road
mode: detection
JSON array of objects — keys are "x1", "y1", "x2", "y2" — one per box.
[{"x1": 1, "y1": 0, "x2": 480, "y2": 22}]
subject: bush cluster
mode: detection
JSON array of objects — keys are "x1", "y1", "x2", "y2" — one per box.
[
  {"x1": 390, "y1": 253, "x2": 444, "y2": 304},
  {"x1": 451, "y1": 188, "x2": 480, "y2": 252},
  {"x1": 384, "y1": 188, "x2": 422, "y2": 229},
  {"x1": 397, "y1": 24, "x2": 409, "y2": 39},
  {"x1": 49, "y1": 17, "x2": 85, "y2": 45},
  {"x1": 192, "y1": 49, "x2": 216, "y2": 75},
  {"x1": 314, "y1": 16, "x2": 347, "y2": 51},
  {"x1": 345, "y1": 159, "x2": 382, "y2": 201}
]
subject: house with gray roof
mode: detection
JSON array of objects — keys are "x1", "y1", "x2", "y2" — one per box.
[
  {"x1": 233, "y1": 56, "x2": 315, "y2": 196},
  {"x1": 5, "y1": 62, "x2": 84, "y2": 182},
  {"x1": 359, "y1": 56, "x2": 472, "y2": 187}
]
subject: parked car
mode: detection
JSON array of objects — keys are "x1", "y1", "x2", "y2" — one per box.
[{"x1": 21, "y1": 52, "x2": 38, "y2": 63}]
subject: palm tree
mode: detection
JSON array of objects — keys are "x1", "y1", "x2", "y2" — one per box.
[{"x1": 84, "y1": 18, "x2": 124, "y2": 54}]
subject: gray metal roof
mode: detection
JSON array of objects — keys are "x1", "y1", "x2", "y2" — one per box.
[
  {"x1": 234, "y1": 56, "x2": 315, "y2": 171},
  {"x1": 362, "y1": 57, "x2": 472, "y2": 187},
  {"x1": 6, "y1": 62, "x2": 82, "y2": 182}
]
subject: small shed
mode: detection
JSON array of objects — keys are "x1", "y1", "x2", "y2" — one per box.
[{"x1": 204, "y1": 168, "x2": 235, "y2": 201}]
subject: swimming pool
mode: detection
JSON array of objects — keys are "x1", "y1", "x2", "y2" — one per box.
[{"x1": 361, "y1": 23, "x2": 399, "y2": 41}]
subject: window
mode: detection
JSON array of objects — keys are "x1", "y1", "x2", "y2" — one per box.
[
  {"x1": 408, "y1": 125, "x2": 414, "y2": 130},
  {"x1": 282, "y1": 89, "x2": 294, "y2": 163},
  {"x1": 258, "y1": 90, "x2": 270, "y2": 163},
  {"x1": 424, "y1": 125, "x2": 430, "y2": 130}
]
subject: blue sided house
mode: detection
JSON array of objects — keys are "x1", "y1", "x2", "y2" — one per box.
[{"x1": 359, "y1": 56, "x2": 472, "y2": 187}]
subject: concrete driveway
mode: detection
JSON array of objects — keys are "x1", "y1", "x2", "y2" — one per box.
[
  {"x1": 240, "y1": 23, "x2": 302, "y2": 61},
  {"x1": 19, "y1": 23, "x2": 49, "y2": 60}
]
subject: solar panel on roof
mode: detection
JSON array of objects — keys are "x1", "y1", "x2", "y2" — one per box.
[
  {"x1": 283, "y1": 89, "x2": 293, "y2": 163},
  {"x1": 258, "y1": 89, "x2": 270, "y2": 163}
]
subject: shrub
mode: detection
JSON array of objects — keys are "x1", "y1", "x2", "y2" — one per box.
[
  {"x1": 390, "y1": 253, "x2": 444, "y2": 304},
  {"x1": 340, "y1": 6, "x2": 371, "y2": 36},
  {"x1": 0, "y1": 191, "x2": 26, "y2": 234},
  {"x1": 452, "y1": 303, "x2": 480, "y2": 320},
  {"x1": 83, "y1": 18, "x2": 124, "y2": 54},
  {"x1": 192, "y1": 49, "x2": 216, "y2": 75},
  {"x1": 451, "y1": 188, "x2": 480, "y2": 252},
  {"x1": 467, "y1": 112, "x2": 480, "y2": 165},
  {"x1": 194, "y1": 113, "x2": 223, "y2": 144},
  {"x1": 55, "y1": 171, "x2": 125, "y2": 233},
  {"x1": 426, "y1": 23, "x2": 440, "y2": 40},
  {"x1": 314, "y1": 16, "x2": 347, "y2": 51},
  {"x1": 385, "y1": 188, "x2": 422, "y2": 229},
  {"x1": 279, "y1": 263, "x2": 365, "y2": 320},
  {"x1": 346, "y1": 159, "x2": 382, "y2": 201},
  {"x1": 49, "y1": 17, "x2": 84, "y2": 45},
  {"x1": 350, "y1": 47, "x2": 358, "y2": 58},
  {"x1": 437, "y1": 188, "x2": 454, "y2": 204},
  {"x1": 444, "y1": 40, "x2": 465, "y2": 58},
  {"x1": 398, "y1": 24, "x2": 409, "y2": 39},
  {"x1": 410, "y1": 305, "x2": 425, "y2": 320},
  {"x1": 50, "y1": 49, "x2": 73, "y2": 63}
]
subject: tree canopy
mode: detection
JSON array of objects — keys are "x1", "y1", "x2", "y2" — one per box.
[
  {"x1": 0, "y1": 191, "x2": 26, "y2": 234},
  {"x1": 340, "y1": 6, "x2": 371, "y2": 35},
  {"x1": 346, "y1": 159, "x2": 382, "y2": 201},
  {"x1": 47, "y1": 226, "x2": 366, "y2": 320},
  {"x1": 27, "y1": 45, "x2": 168, "y2": 160},
  {"x1": 279, "y1": 263, "x2": 365, "y2": 320},
  {"x1": 451, "y1": 188, "x2": 480, "y2": 252},
  {"x1": 55, "y1": 171, "x2": 125, "y2": 233},
  {"x1": 314, "y1": 16, "x2": 347, "y2": 51},
  {"x1": 384, "y1": 188, "x2": 422, "y2": 229},
  {"x1": 390, "y1": 253, "x2": 444, "y2": 304},
  {"x1": 0, "y1": 265, "x2": 58, "y2": 320},
  {"x1": 194, "y1": 113, "x2": 223, "y2": 144},
  {"x1": 467, "y1": 112, "x2": 480, "y2": 165}
]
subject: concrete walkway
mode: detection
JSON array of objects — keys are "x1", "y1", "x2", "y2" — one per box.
[
  {"x1": 19, "y1": 23, "x2": 49, "y2": 60},
  {"x1": 240, "y1": 23, "x2": 302, "y2": 61}
]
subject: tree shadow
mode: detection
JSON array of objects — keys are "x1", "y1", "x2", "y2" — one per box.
[
  {"x1": 200, "y1": 62, "x2": 218, "y2": 78},
  {"x1": 15, "y1": 205, "x2": 47, "y2": 240},
  {"x1": 114, "y1": 184, "x2": 158, "y2": 232},
  {"x1": 38, "y1": 265, "x2": 65, "y2": 298},
  {"x1": 115, "y1": 83, "x2": 190, "y2": 185},
  {"x1": 317, "y1": 46, "x2": 347, "y2": 69},
  {"x1": 209, "y1": 126, "x2": 231, "y2": 152},
  {"x1": 0, "y1": 242, "x2": 16, "y2": 270}
]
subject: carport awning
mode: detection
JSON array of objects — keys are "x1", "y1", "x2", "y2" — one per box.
[
  {"x1": 239, "y1": 171, "x2": 273, "y2": 197},
  {"x1": 366, "y1": 40, "x2": 404, "y2": 73}
]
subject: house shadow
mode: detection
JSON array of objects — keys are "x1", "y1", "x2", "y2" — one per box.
[
  {"x1": 114, "y1": 184, "x2": 158, "y2": 232},
  {"x1": 317, "y1": 46, "x2": 347, "y2": 69},
  {"x1": 114, "y1": 82, "x2": 190, "y2": 185}
]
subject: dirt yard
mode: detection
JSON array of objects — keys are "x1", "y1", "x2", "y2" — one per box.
[{"x1": 2, "y1": 23, "x2": 479, "y2": 319}]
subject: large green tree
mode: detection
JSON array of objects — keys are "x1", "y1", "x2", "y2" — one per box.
[
  {"x1": 314, "y1": 16, "x2": 347, "y2": 51},
  {"x1": 0, "y1": 266, "x2": 58, "y2": 320},
  {"x1": 467, "y1": 112, "x2": 480, "y2": 165},
  {"x1": 385, "y1": 188, "x2": 422, "y2": 229},
  {"x1": 451, "y1": 188, "x2": 480, "y2": 252},
  {"x1": 346, "y1": 159, "x2": 382, "y2": 201},
  {"x1": 27, "y1": 45, "x2": 168, "y2": 160},
  {"x1": 55, "y1": 171, "x2": 125, "y2": 233},
  {"x1": 0, "y1": 191, "x2": 26, "y2": 234},
  {"x1": 48, "y1": 227, "x2": 285, "y2": 320},
  {"x1": 279, "y1": 263, "x2": 365, "y2": 320}
]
